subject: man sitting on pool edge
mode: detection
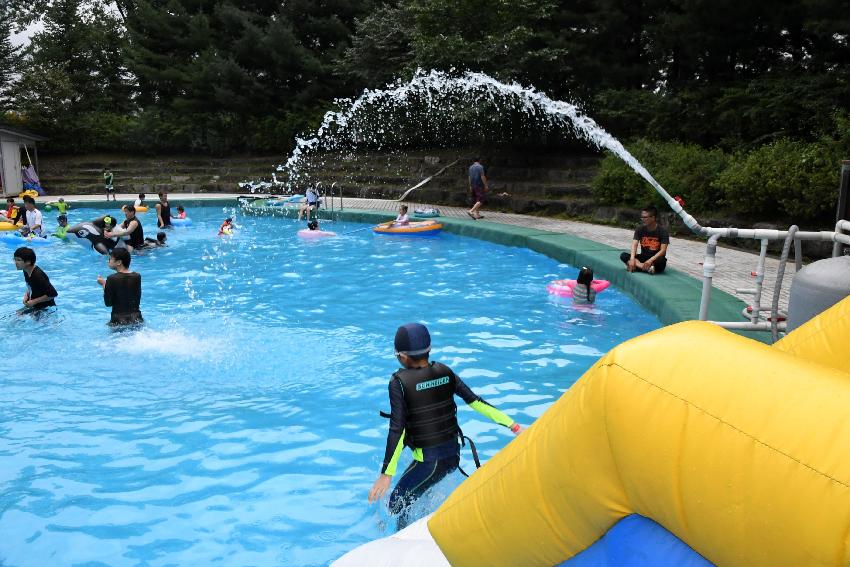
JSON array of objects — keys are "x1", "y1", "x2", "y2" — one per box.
[{"x1": 621, "y1": 205, "x2": 669, "y2": 275}]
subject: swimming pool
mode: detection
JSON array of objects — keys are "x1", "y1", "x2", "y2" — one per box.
[{"x1": 0, "y1": 204, "x2": 660, "y2": 566}]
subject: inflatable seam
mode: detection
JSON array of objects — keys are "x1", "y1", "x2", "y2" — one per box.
[
  {"x1": 606, "y1": 361, "x2": 850, "y2": 491},
  {"x1": 775, "y1": 320, "x2": 846, "y2": 354},
  {"x1": 431, "y1": 375, "x2": 596, "y2": 517}
]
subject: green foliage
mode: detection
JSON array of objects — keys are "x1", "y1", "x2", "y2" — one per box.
[
  {"x1": 592, "y1": 140, "x2": 729, "y2": 212},
  {"x1": 715, "y1": 137, "x2": 844, "y2": 221}
]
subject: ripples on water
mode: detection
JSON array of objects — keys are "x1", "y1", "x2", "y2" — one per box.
[{"x1": 0, "y1": 206, "x2": 659, "y2": 566}]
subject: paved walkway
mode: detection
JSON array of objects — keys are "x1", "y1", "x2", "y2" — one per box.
[{"x1": 50, "y1": 192, "x2": 796, "y2": 313}]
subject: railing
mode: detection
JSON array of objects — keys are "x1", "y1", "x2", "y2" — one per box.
[{"x1": 698, "y1": 219, "x2": 850, "y2": 341}]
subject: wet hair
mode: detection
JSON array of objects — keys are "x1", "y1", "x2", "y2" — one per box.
[
  {"x1": 158, "y1": 192, "x2": 167, "y2": 198},
  {"x1": 224, "y1": 217, "x2": 232, "y2": 223},
  {"x1": 176, "y1": 205, "x2": 184, "y2": 212},
  {"x1": 7, "y1": 197, "x2": 15, "y2": 203},
  {"x1": 307, "y1": 220, "x2": 318, "y2": 230},
  {"x1": 138, "y1": 193, "x2": 145, "y2": 200},
  {"x1": 156, "y1": 231, "x2": 167, "y2": 242},
  {"x1": 110, "y1": 247, "x2": 131, "y2": 268},
  {"x1": 125, "y1": 205, "x2": 136, "y2": 214},
  {"x1": 643, "y1": 205, "x2": 658, "y2": 218},
  {"x1": 57, "y1": 214, "x2": 68, "y2": 224},
  {"x1": 577, "y1": 266, "x2": 594, "y2": 287},
  {"x1": 58, "y1": 197, "x2": 64, "y2": 202},
  {"x1": 13, "y1": 247, "x2": 36, "y2": 265},
  {"x1": 400, "y1": 205, "x2": 408, "y2": 213},
  {"x1": 22, "y1": 196, "x2": 35, "y2": 205}
]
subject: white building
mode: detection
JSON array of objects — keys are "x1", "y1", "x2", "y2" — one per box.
[{"x1": 0, "y1": 126, "x2": 47, "y2": 196}]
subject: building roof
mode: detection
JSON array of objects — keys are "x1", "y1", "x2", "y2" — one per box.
[{"x1": 0, "y1": 125, "x2": 48, "y2": 142}]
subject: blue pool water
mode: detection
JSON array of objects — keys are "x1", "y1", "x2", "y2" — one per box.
[{"x1": 0, "y1": 204, "x2": 660, "y2": 566}]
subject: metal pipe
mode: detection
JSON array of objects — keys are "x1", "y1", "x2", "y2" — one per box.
[
  {"x1": 331, "y1": 182, "x2": 339, "y2": 212},
  {"x1": 770, "y1": 225, "x2": 798, "y2": 342},
  {"x1": 709, "y1": 321, "x2": 788, "y2": 332},
  {"x1": 832, "y1": 219, "x2": 850, "y2": 257},
  {"x1": 698, "y1": 233, "x2": 722, "y2": 320},
  {"x1": 750, "y1": 239, "x2": 769, "y2": 324}
]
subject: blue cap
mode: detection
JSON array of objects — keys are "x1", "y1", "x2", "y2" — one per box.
[{"x1": 394, "y1": 323, "x2": 431, "y2": 356}]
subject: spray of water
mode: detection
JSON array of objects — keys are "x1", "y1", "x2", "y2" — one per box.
[{"x1": 267, "y1": 69, "x2": 702, "y2": 233}]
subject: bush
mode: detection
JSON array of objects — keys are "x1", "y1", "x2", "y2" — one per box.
[
  {"x1": 591, "y1": 139, "x2": 729, "y2": 212},
  {"x1": 715, "y1": 137, "x2": 843, "y2": 222}
]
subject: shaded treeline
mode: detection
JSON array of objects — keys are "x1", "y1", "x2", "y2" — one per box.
[{"x1": 0, "y1": 0, "x2": 848, "y2": 156}]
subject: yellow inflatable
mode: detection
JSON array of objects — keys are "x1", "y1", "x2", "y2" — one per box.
[
  {"x1": 426, "y1": 295, "x2": 850, "y2": 567},
  {"x1": 0, "y1": 221, "x2": 18, "y2": 231}
]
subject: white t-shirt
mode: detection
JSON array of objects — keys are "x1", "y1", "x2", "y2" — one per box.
[
  {"x1": 134, "y1": 198, "x2": 143, "y2": 207},
  {"x1": 395, "y1": 213, "x2": 409, "y2": 224},
  {"x1": 26, "y1": 208, "x2": 43, "y2": 230}
]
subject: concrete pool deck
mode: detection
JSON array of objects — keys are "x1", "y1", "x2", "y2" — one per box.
[{"x1": 46, "y1": 192, "x2": 798, "y2": 337}]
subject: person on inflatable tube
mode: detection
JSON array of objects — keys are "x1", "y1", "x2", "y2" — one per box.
[{"x1": 368, "y1": 323, "x2": 523, "y2": 530}]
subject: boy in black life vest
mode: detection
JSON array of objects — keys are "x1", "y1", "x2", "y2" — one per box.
[{"x1": 368, "y1": 322, "x2": 522, "y2": 529}]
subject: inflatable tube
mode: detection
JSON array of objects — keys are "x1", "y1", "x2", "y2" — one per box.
[
  {"x1": 546, "y1": 279, "x2": 610, "y2": 297},
  {"x1": 0, "y1": 221, "x2": 18, "y2": 232},
  {"x1": 297, "y1": 229, "x2": 336, "y2": 238},
  {"x1": 134, "y1": 206, "x2": 148, "y2": 213},
  {"x1": 413, "y1": 208, "x2": 441, "y2": 218},
  {"x1": 170, "y1": 217, "x2": 192, "y2": 227},
  {"x1": 0, "y1": 233, "x2": 53, "y2": 246},
  {"x1": 67, "y1": 222, "x2": 116, "y2": 255},
  {"x1": 373, "y1": 220, "x2": 443, "y2": 236},
  {"x1": 339, "y1": 296, "x2": 850, "y2": 567}
]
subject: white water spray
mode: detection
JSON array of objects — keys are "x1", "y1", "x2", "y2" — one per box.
[{"x1": 272, "y1": 69, "x2": 703, "y2": 233}]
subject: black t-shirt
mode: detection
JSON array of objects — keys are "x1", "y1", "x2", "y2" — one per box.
[
  {"x1": 24, "y1": 266, "x2": 58, "y2": 309},
  {"x1": 633, "y1": 224, "x2": 670, "y2": 254},
  {"x1": 104, "y1": 271, "x2": 143, "y2": 324}
]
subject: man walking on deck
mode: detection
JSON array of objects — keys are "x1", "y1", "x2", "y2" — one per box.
[{"x1": 467, "y1": 158, "x2": 488, "y2": 220}]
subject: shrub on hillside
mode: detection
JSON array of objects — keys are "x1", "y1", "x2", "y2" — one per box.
[
  {"x1": 591, "y1": 139, "x2": 729, "y2": 212},
  {"x1": 715, "y1": 138, "x2": 843, "y2": 222}
]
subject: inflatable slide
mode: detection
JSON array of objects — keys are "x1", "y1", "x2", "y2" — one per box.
[{"x1": 336, "y1": 295, "x2": 850, "y2": 566}]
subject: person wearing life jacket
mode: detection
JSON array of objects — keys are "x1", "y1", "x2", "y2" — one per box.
[
  {"x1": 368, "y1": 323, "x2": 522, "y2": 530},
  {"x1": 0, "y1": 197, "x2": 22, "y2": 225},
  {"x1": 105, "y1": 205, "x2": 144, "y2": 252}
]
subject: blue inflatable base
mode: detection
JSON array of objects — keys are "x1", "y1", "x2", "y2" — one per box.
[{"x1": 560, "y1": 515, "x2": 713, "y2": 567}]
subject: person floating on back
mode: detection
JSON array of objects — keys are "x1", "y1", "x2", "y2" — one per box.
[
  {"x1": 368, "y1": 322, "x2": 522, "y2": 530},
  {"x1": 97, "y1": 247, "x2": 143, "y2": 326},
  {"x1": 621, "y1": 205, "x2": 669, "y2": 274},
  {"x1": 142, "y1": 231, "x2": 168, "y2": 248},
  {"x1": 572, "y1": 266, "x2": 597, "y2": 305},
  {"x1": 13, "y1": 246, "x2": 58, "y2": 313}
]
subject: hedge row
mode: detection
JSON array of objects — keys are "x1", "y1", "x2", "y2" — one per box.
[{"x1": 592, "y1": 119, "x2": 850, "y2": 226}]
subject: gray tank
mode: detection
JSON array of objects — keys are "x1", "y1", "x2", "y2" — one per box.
[{"x1": 787, "y1": 255, "x2": 850, "y2": 332}]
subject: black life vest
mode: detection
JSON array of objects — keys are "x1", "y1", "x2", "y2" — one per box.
[
  {"x1": 123, "y1": 216, "x2": 144, "y2": 248},
  {"x1": 394, "y1": 362, "x2": 458, "y2": 449}
]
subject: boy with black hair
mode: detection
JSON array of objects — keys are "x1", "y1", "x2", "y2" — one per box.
[
  {"x1": 368, "y1": 322, "x2": 522, "y2": 529},
  {"x1": 97, "y1": 247, "x2": 143, "y2": 326},
  {"x1": 13, "y1": 247, "x2": 58, "y2": 311},
  {"x1": 21, "y1": 196, "x2": 43, "y2": 237},
  {"x1": 621, "y1": 205, "x2": 669, "y2": 274}
]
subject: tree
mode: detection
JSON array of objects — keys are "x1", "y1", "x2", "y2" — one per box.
[{"x1": 0, "y1": 0, "x2": 22, "y2": 112}]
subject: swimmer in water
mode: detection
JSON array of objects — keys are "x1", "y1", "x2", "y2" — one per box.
[
  {"x1": 97, "y1": 247, "x2": 143, "y2": 326},
  {"x1": 218, "y1": 218, "x2": 234, "y2": 235}
]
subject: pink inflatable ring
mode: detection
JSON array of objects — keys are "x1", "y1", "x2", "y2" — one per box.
[{"x1": 547, "y1": 279, "x2": 610, "y2": 298}]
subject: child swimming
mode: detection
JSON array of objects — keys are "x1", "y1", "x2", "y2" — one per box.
[{"x1": 572, "y1": 266, "x2": 596, "y2": 305}]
